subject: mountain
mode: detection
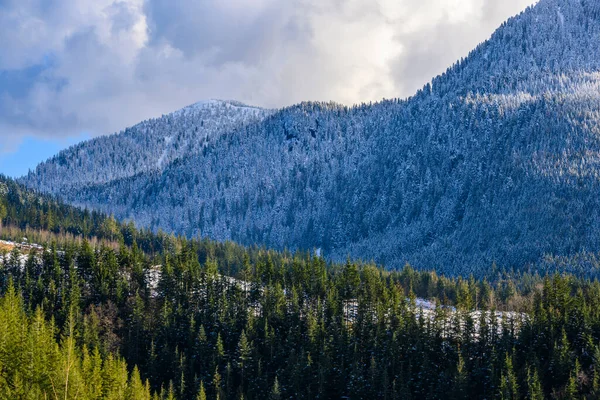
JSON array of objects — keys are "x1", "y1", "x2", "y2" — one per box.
[
  {"x1": 21, "y1": 0, "x2": 600, "y2": 276},
  {"x1": 23, "y1": 100, "x2": 272, "y2": 193}
]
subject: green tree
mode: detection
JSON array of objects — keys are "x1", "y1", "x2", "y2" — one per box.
[
  {"x1": 270, "y1": 376, "x2": 281, "y2": 400},
  {"x1": 0, "y1": 200, "x2": 7, "y2": 231},
  {"x1": 213, "y1": 367, "x2": 223, "y2": 400},
  {"x1": 453, "y1": 350, "x2": 468, "y2": 399},
  {"x1": 238, "y1": 329, "x2": 251, "y2": 388},
  {"x1": 499, "y1": 353, "x2": 518, "y2": 400},
  {"x1": 527, "y1": 367, "x2": 543, "y2": 400},
  {"x1": 196, "y1": 381, "x2": 207, "y2": 400}
]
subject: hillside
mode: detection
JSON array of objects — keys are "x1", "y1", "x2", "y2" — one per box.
[
  {"x1": 22, "y1": 0, "x2": 600, "y2": 276},
  {"x1": 5, "y1": 174, "x2": 600, "y2": 398},
  {"x1": 22, "y1": 100, "x2": 272, "y2": 193}
]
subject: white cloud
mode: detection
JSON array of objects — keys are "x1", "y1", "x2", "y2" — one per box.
[{"x1": 0, "y1": 0, "x2": 537, "y2": 142}]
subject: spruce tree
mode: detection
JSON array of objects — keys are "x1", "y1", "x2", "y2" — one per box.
[
  {"x1": 499, "y1": 353, "x2": 518, "y2": 400},
  {"x1": 526, "y1": 367, "x2": 543, "y2": 400},
  {"x1": 196, "y1": 381, "x2": 207, "y2": 400},
  {"x1": 270, "y1": 376, "x2": 281, "y2": 400}
]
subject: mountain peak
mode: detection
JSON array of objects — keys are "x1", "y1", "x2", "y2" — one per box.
[
  {"x1": 429, "y1": 0, "x2": 600, "y2": 98},
  {"x1": 188, "y1": 99, "x2": 263, "y2": 109},
  {"x1": 21, "y1": 98, "x2": 273, "y2": 192},
  {"x1": 170, "y1": 99, "x2": 267, "y2": 119}
]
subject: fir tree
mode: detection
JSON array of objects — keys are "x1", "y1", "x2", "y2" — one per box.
[{"x1": 197, "y1": 381, "x2": 207, "y2": 400}]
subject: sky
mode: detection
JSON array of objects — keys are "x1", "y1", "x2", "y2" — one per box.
[
  {"x1": 0, "y1": 0, "x2": 538, "y2": 177},
  {"x1": 0, "y1": 133, "x2": 90, "y2": 177}
]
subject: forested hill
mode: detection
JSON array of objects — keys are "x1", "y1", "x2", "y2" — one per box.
[
  {"x1": 22, "y1": 0, "x2": 600, "y2": 276},
  {"x1": 22, "y1": 100, "x2": 272, "y2": 193},
  {"x1": 6, "y1": 169, "x2": 600, "y2": 398},
  {"x1": 0, "y1": 174, "x2": 277, "y2": 273},
  {"x1": 0, "y1": 173, "x2": 163, "y2": 252}
]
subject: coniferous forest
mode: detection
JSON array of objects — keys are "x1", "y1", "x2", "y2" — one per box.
[
  {"x1": 6, "y1": 1, "x2": 600, "y2": 399},
  {"x1": 3, "y1": 178, "x2": 600, "y2": 400},
  {"x1": 21, "y1": 0, "x2": 600, "y2": 277}
]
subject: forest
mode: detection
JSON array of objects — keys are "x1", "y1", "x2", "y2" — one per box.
[
  {"x1": 21, "y1": 0, "x2": 600, "y2": 277},
  {"x1": 6, "y1": 0, "x2": 600, "y2": 399},
  {"x1": 2, "y1": 177, "x2": 600, "y2": 400}
]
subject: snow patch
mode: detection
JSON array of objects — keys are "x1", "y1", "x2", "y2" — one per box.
[
  {"x1": 557, "y1": 7, "x2": 565, "y2": 27},
  {"x1": 157, "y1": 136, "x2": 174, "y2": 168},
  {"x1": 173, "y1": 99, "x2": 265, "y2": 118}
]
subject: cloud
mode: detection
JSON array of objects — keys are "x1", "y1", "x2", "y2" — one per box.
[
  {"x1": 390, "y1": 0, "x2": 537, "y2": 96},
  {"x1": 0, "y1": 0, "x2": 538, "y2": 142}
]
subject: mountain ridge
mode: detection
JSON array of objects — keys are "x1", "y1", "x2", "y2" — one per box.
[
  {"x1": 23, "y1": 99, "x2": 273, "y2": 192},
  {"x1": 21, "y1": 0, "x2": 600, "y2": 276}
]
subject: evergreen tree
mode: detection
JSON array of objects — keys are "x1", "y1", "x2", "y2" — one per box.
[
  {"x1": 270, "y1": 376, "x2": 281, "y2": 400},
  {"x1": 499, "y1": 353, "x2": 519, "y2": 400},
  {"x1": 527, "y1": 367, "x2": 543, "y2": 400},
  {"x1": 197, "y1": 381, "x2": 207, "y2": 400}
]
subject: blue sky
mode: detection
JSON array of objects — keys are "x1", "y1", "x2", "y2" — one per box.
[{"x1": 0, "y1": 133, "x2": 90, "y2": 178}]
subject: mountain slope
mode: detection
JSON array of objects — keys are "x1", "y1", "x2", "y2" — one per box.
[
  {"x1": 23, "y1": 100, "x2": 272, "y2": 193},
  {"x1": 22, "y1": 0, "x2": 600, "y2": 276}
]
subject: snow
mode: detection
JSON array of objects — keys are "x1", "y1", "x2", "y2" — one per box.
[
  {"x1": 557, "y1": 7, "x2": 565, "y2": 26},
  {"x1": 21, "y1": 0, "x2": 600, "y2": 277},
  {"x1": 22, "y1": 99, "x2": 274, "y2": 191},
  {"x1": 0, "y1": 239, "x2": 43, "y2": 253},
  {"x1": 146, "y1": 265, "x2": 162, "y2": 297},
  {"x1": 173, "y1": 99, "x2": 266, "y2": 118},
  {"x1": 341, "y1": 297, "x2": 525, "y2": 335},
  {"x1": 157, "y1": 136, "x2": 174, "y2": 168},
  {"x1": 0, "y1": 237, "x2": 528, "y2": 337},
  {"x1": 0, "y1": 240, "x2": 43, "y2": 272}
]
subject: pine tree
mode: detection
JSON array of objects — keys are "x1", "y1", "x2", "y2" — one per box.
[
  {"x1": 0, "y1": 200, "x2": 6, "y2": 231},
  {"x1": 453, "y1": 350, "x2": 468, "y2": 399},
  {"x1": 499, "y1": 353, "x2": 518, "y2": 400},
  {"x1": 238, "y1": 330, "x2": 251, "y2": 388},
  {"x1": 56, "y1": 311, "x2": 82, "y2": 399},
  {"x1": 566, "y1": 372, "x2": 579, "y2": 399},
  {"x1": 593, "y1": 347, "x2": 600, "y2": 398},
  {"x1": 270, "y1": 376, "x2": 281, "y2": 400},
  {"x1": 165, "y1": 380, "x2": 176, "y2": 400},
  {"x1": 128, "y1": 366, "x2": 150, "y2": 400},
  {"x1": 526, "y1": 367, "x2": 543, "y2": 400},
  {"x1": 196, "y1": 381, "x2": 207, "y2": 400},
  {"x1": 565, "y1": 359, "x2": 581, "y2": 400},
  {"x1": 216, "y1": 333, "x2": 225, "y2": 365},
  {"x1": 213, "y1": 367, "x2": 223, "y2": 400}
]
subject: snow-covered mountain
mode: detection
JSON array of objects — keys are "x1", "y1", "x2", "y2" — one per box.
[
  {"x1": 21, "y1": 0, "x2": 600, "y2": 276},
  {"x1": 24, "y1": 100, "x2": 272, "y2": 192}
]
